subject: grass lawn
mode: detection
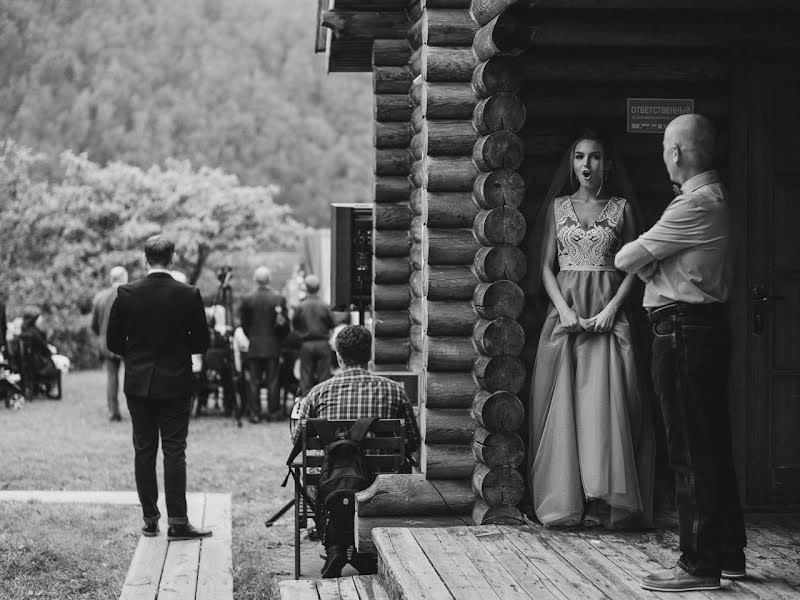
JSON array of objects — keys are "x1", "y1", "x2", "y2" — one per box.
[{"x1": 0, "y1": 369, "x2": 322, "y2": 599}]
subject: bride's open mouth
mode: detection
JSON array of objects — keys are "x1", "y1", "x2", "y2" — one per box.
[{"x1": 582, "y1": 168, "x2": 592, "y2": 178}]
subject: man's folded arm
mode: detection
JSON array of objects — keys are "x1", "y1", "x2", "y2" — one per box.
[{"x1": 615, "y1": 240, "x2": 657, "y2": 274}]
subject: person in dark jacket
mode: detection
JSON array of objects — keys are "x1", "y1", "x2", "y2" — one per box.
[
  {"x1": 107, "y1": 235, "x2": 211, "y2": 541},
  {"x1": 239, "y1": 266, "x2": 288, "y2": 422},
  {"x1": 291, "y1": 274, "x2": 334, "y2": 395},
  {"x1": 17, "y1": 306, "x2": 59, "y2": 383}
]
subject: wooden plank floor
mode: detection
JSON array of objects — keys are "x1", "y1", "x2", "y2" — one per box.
[
  {"x1": 371, "y1": 516, "x2": 800, "y2": 600},
  {"x1": 279, "y1": 575, "x2": 389, "y2": 600},
  {"x1": 119, "y1": 492, "x2": 233, "y2": 600}
]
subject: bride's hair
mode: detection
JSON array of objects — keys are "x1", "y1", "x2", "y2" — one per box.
[{"x1": 549, "y1": 128, "x2": 618, "y2": 200}]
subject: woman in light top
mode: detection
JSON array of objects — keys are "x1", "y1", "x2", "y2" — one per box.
[{"x1": 528, "y1": 130, "x2": 654, "y2": 528}]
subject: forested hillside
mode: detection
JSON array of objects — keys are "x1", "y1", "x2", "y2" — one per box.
[{"x1": 0, "y1": 0, "x2": 373, "y2": 227}]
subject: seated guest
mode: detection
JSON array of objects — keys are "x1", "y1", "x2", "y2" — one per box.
[
  {"x1": 292, "y1": 325, "x2": 420, "y2": 578},
  {"x1": 17, "y1": 306, "x2": 59, "y2": 383}
]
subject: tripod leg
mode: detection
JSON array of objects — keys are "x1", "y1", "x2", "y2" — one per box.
[{"x1": 264, "y1": 498, "x2": 295, "y2": 528}]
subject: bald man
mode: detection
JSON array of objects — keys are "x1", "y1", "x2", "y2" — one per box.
[
  {"x1": 239, "y1": 266, "x2": 288, "y2": 422},
  {"x1": 92, "y1": 265, "x2": 129, "y2": 421},
  {"x1": 616, "y1": 114, "x2": 746, "y2": 592},
  {"x1": 292, "y1": 274, "x2": 334, "y2": 395}
]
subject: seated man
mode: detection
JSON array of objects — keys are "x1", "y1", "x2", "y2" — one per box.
[{"x1": 292, "y1": 324, "x2": 420, "y2": 578}]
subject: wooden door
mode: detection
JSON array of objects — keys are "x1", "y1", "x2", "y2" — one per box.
[{"x1": 746, "y1": 59, "x2": 800, "y2": 507}]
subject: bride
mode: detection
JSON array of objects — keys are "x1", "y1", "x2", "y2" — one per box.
[{"x1": 527, "y1": 130, "x2": 655, "y2": 528}]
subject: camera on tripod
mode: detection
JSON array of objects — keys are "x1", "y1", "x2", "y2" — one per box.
[{"x1": 216, "y1": 265, "x2": 233, "y2": 288}]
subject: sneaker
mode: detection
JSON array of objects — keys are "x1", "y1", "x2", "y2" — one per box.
[
  {"x1": 167, "y1": 523, "x2": 212, "y2": 541},
  {"x1": 142, "y1": 522, "x2": 159, "y2": 537},
  {"x1": 641, "y1": 566, "x2": 721, "y2": 592}
]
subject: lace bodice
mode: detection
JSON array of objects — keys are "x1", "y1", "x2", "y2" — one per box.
[{"x1": 554, "y1": 196, "x2": 626, "y2": 271}]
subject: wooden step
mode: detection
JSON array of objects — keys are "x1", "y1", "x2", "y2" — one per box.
[{"x1": 279, "y1": 575, "x2": 389, "y2": 600}]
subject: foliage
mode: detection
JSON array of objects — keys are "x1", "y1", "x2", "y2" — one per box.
[
  {"x1": 0, "y1": 140, "x2": 307, "y2": 367},
  {"x1": 0, "y1": 0, "x2": 373, "y2": 228}
]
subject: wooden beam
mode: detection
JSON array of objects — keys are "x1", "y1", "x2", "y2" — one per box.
[
  {"x1": 375, "y1": 121, "x2": 413, "y2": 150},
  {"x1": 473, "y1": 354, "x2": 525, "y2": 392},
  {"x1": 376, "y1": 148, "x2": 412, "y2": 176},
  {"x1": 473, "y1": 55, "x2": 524, "y2": 98},
  {"x1": 321, "y1": 10, "x2": 409, "y2": 40},
  {"x1": 424, "y1": 443, "x2": 478, "y2": 479},
  {"x1": 472, "y1": 389, "x2": 525, "y2": 431},
  {"x1": 374, "y1": 337, "x2": 411, "y2": 363},
  {"x1": 427, "y1": 191, "x2": 480, "y2": 228},
  {"x1": 427, "y1": 336, "x2": 475, "y2": 370},
  {"x1": 473, "y1": 11, "x2": 531, "y2": 61},
  {"x1": 426, "y1": 370, "x2": 477, "y2": 408},
  {"x1": 411, "y1": 121, "x2": 478, "y2": 159},
  {"x1": 427, "y1": 301, "x2": 476, "y2": 335},
  {"x1": 473, "y1": 169, "x2": 526, "y2": 209},
  {"x1": 424, "y1": 408, "x2": 476, "y2": 443},
  {"x1": 473, "y1": 93, "x2": 527, "y2": 135},
  {"x1": 425, "y1": 265, "x2": 478, "y2": 301},
  {"x1": 374, "y1": 230, "x2": 410, "y2": 257},
  {"x1": 472, "y1": 428, "x2": 525, "y2": 467},
  {"x1": 471, "y1": 500, "x2": 524, "y2": 525},
  {"x1": 470, "y1": 0, "x2": 519, "y2": 26},
  {"x1": 375, "y1": 176, "x2": 411, "y2": 202},
  {"x1": 473, "y1": 280, "x2": 525, "y2": 319},
  {"x1": 375, "y1": 93, "x2": 412, "y2": 122},
  {"x1": 473, "y1": 205, "x2": 526, "y2": 246},
  {"x1": 374, "y1": 310, "x2": 411, "y2": 337},
  {"x1": 374, "y1": 283, "x2": 411, "y2": 309},
  {"x1": 373, "y1": 39, "x2": 411, "y2": 66},
  {"x1": 375, "y1": 203, "x2": 412, "y2": 230},
  {"x1": 357, "y1": 515, "x2": 471, "y2": 554},
  {"x1": 411, "y1": 156, "x2": 478, "y2": 192},
  {"x1": 427, "y1": 227, "x2": 481, "y2": 265},
  {"x1": 355, "y1": 474, "x2": 475, "y2": 517},
  {"x1": 411, "y1": 82, "x2": 480, "y2": 120},
  {"x1": 472, "y1": 463, "x2": 525, "y2": 506},
  {"x1": 473, "y1": 316, "x2": 525, "y2": 356},
  {"x1": 374, "y1": 65, "x2": 413, "y2": 93},
  {"x1": 409, "y1": 10, "x2": 478, "y2": 49},
  {"x1": 473, "y1": 130, "x2": 525, "y2": 171},
  {"x1": 413, "y1": 46, "x2": 478, "y2": 82},
  {"x1": 473, "y1": 244, "x2": 526, "y2": 282},
  {"x1": 375, "y1": 257, "x2": 411, "y2": 283}
]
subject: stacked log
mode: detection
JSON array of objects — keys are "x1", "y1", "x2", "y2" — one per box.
[
  {"x1": 373, "y1": 40, "x2": 413, "y2": 367},
  {"x1": 467, "y1": 0, "x2": 529, "y2": 526},
  {"x1": 408, "y1": 0, "x2": 481, "y2": 482}
]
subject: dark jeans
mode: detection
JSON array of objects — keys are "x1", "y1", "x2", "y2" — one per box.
[
  {"x1": 104, "y1": 356, "x2": 122, "y2": 417},
  {"x1": 126, "y1": 395, "x2": 191, "y2": 525},
  {"x1": 246, "y1": 357, "x2": 280, "y2": 416},
  {"x1": 299, "y1": 340, "x2": 331, "y2": 395},
  {"x1": 649, "y1": 303, "x2": 746, "y2": 576}
]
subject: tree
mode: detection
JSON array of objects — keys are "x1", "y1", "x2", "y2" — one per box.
[{"x1": 0, "y1": 139, "x2": 306, "y2": 367}]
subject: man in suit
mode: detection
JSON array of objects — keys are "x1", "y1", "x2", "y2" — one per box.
[
  {"x1": 91, "y1": 265, "x2": 128, "y2": 422},
  {"x1": 291, "y1": 274, "x2": 334, "y2": 395},
  {"x1": 107, "y1": 235, "x2": 211, "y2": 541},
  {"x1": 239, "y1": 266, "x2": 288, "y2": 423}
]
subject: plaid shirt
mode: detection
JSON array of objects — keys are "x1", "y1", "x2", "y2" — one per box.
[{"x1": 292, "y1": 366, "x2": 420, "y2": 452}]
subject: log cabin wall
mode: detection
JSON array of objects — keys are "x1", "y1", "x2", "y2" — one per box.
[
  {"x1": 408, "y1": 0, "x2": 482, "y2": 483},
  {"x1": 466, "y1": 0, "x2": 531, "y2": 525},
  {"x1": 373, "y1": 38, "x2": 414, "y2": 368}
]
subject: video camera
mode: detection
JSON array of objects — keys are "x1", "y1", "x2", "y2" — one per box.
[{"x1": 216, "y1": 265, "x2": 233, "y2": 288}]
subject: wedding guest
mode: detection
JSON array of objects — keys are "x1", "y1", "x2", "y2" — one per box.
[
  {"x1": 291, "y1": 274, "x2": 334, "y2": 395},
  {"x1": 528, "y1": 130, "x2": 654, "y2": 529},
  {"x1": 616, "y1": 114, "x2": 746, "y2": 592},
  {"x1": 107, "y1": 235, "x2": 211, "y2": 541},
  {"x1": 239, "y1": 266, "x2": 288, "y2": 422},
  {"x1": 91, "y1": 266, "x2": 128, "y2": 421}
]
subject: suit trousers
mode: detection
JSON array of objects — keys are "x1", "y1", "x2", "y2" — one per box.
[
  {"x1": 104, "y1": 356, "x2": 122, "y2": 418},
  {"x1": 246, "y1": 357, "x2": 280, "y2": 416},
  {"x1": 126, "y1": 395, "x2": 191, "y2": 525},
  {"x1": 299, "y1": 340, "x2": 332, "y2": 395}
]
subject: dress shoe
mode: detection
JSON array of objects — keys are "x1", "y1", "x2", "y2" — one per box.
[
  {"x1": 641, "y1": 566, "x2": 720, "y2": 592},
  {"x1": 141, "y1": 522, "x2": 159, "y2": 537},
  {"x1": 167, "y1": 523, "x2": 212, "y2": 541},
  {"x1": 321, "y1": 551, "x2": 347, "y2": 579}
]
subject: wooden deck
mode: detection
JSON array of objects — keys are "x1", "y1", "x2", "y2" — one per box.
[
  {"x1": 366, "y1": 517, "x2": 800, "y2": 600},
  {"x1": 279, "y1": 576, "x2": 389, "y2": 599},
  {"x1": 119, "y1": 492, "x2": 232, "y2": 600}
]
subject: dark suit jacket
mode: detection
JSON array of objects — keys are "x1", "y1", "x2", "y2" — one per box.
[
  {"x1": 291, "y1": 294, "x2": 333, "y2": 342},
  {"x1": 107, "y1": 273, "x2": 209, "y2": 399},
  {"x1": 239, "y1": 287, "x2": 287, "y2": 359}
]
